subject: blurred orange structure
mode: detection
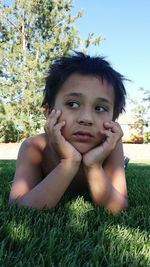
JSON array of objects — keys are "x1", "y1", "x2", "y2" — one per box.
[{"x1": 117, "y1": 114, "x2": 143, "y2": 143}]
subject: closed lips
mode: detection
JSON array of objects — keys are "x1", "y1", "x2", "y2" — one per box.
[{"x1": 73, "y1": 131, "x2": 93, "y2": 137}]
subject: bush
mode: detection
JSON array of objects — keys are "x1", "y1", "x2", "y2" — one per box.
[
  {"x1": 143, "y1": 132, "x2": 150, "y2": 143},
  {"x1": 0, "y1": 116, "x2": 45, "y2": 143},
  {"x1": 0, "y1": 120, "x2": 18, "y2": 143}
]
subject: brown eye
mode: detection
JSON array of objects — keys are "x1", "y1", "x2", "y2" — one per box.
[
  {"x1": 67, "y1": 101, "x2": 79, "y2": 108},
  {"x1": 95, "y1": 105, "x2": 107, "y2": 112}
]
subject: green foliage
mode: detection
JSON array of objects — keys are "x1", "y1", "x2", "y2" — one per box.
[
  {"x1": 0, "y1": 160, "x2": 150, "y2": 266},
  {"x1": 0, "y1": 119, "x2": 17, "y2": 142},
  {"x1": 143, "y1": 132, "x2": 150, "y2": 143},
  {"x1": 0, "y1": 0, "x2": 102, "y2": 142},
  {"x1": 130, "y1": 88, "x2": 150, "y2": 129}
]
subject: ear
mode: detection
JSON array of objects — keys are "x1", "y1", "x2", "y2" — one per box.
[{"x1": 42, "y1": 103, "x2": 51, "y2": 118}]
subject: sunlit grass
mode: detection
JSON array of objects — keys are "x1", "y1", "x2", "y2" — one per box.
[{"x1": 0, "y1": 160, "x2": 150, "y2": 266}]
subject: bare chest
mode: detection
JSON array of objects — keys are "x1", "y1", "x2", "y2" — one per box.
[{"x1": 41, "y1": 148, "x2": 88, "y2": 194}]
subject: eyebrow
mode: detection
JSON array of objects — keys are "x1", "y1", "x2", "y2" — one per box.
[
  {"x1": 63, "y1": 92, "x2": 113, "y2": 106},
  {"x1": 63, "y1": 93, "x2": 82, "y2": 98}
]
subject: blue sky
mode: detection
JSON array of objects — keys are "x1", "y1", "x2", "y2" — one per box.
[
  {"x1": 3, "y1": 0, "x2": 150, "y2": 111},
  {"x1": 72, "y1": 0, "x2": 150, "y2": 108}
]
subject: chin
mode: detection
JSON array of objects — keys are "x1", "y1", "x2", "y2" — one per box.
[{"x1": 73, "y1": 143, "x2": 94, "y2": 154}]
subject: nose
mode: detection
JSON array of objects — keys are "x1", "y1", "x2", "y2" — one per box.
[{"x1": 77, "y1": 110, "x2": 93, "y2": 126}]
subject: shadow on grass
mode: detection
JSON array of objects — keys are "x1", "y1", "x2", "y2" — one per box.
[{"x1": 0, "y1": 160, "x2": 150, "y2": 266}]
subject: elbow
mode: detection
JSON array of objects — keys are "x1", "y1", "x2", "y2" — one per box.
[
  {"x1": 8, "y1": 196, "x2": 27, "y2": 207},
  {"x1": 106, "y1": 197, "x2": 128, "y2": 214},
  {"x1": 8, "y1": 195, "x2": 58, "y2": 210},
  {"x1": 8, "y1": 195, "x2": 18, "y2": 205},
  {"x1": 93, "y1": 196, "x2": 128, "y2": 214},
  {"x1": 8, "y1": 193, "x2": 34, "y2": 209}
]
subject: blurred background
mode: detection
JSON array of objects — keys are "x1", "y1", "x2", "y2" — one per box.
[{"x1": 0, "y1": 0, "x2": 149, "y2": 143}]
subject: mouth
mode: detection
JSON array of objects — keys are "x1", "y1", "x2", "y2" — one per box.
[
  {"x1": 73, "y1": 131, "x2": 93, "y2": 141},
  {"x1": 74, "y1": 131, "x2": 93, "y2": 137}
]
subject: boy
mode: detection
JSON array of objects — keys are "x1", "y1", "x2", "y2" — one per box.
[{"x1": 9, "y1": 52, "x2": 128, "y2": 213}]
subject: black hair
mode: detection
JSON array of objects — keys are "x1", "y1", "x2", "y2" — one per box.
[{"x1": 42, "y1": 51, "x2": 127, "y2": 119}]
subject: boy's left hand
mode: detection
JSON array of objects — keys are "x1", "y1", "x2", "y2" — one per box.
[{"x1": 83, "y1": 121, "x2": 123, "y2": 168}]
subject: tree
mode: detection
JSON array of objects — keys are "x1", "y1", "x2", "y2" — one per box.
[
  {"x1": 130, "y1": 88, "x2": 150, "y2": 126},
  {"x1": 0, "y1": 0, "x2": 102, "y2": 142},
  {"x1": 129, "y1": 88, "x2": 150, "y2": 143}
]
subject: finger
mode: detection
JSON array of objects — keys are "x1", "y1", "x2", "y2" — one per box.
[
  {"x1": 45, "y1": 109, "x2": 62, "y2": 131},
  {"x1": 52, "y1": 121, "x2": 66, "y2": 141},
  {"x1": 104, "y1": 121, "x2": 123, "y2": 135},
  {"x1": 103, "y1": 121, "x2": 112, "y2": 129},
  {"x1": 100, "y1": 129, "x2": 112, "y2": 138},
  {"x1": 49, "y1": 109, "x2": 61, "y2": 125},
  {"x1": 110, "y1": 122, "x2": 123, "y2": 137},
  {"x1": 53, "y1": 121, "x2": 66, "y2": 133},
  {"x1": 101, "y1": 129, "x2": 123, "y2": 146}
]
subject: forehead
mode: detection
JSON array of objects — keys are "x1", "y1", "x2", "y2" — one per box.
[{"x1": 58, "y1": 73, "x2": 115, "y2": 104}]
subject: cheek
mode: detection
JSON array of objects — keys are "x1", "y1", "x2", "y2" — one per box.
[
  {"x1": 95, "y1": 120, "x2": 107, "y2": 143},
  {"x1": 58, "y1": 113, "x2": 65, "y2": 123},
  {"x1": 58, "y1": 112, "x2": 72, "y2": 138},
  {"x1": 58, "y1": 111, "x2": 70, "y2": 124},
  {"x1": 96, "y1": 113, "x2": 114, "y2": 130},
  {"x1": 95, "y1": 119, "x2": 105, "y2": 132}
]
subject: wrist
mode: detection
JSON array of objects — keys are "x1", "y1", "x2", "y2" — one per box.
[
  {"x1": 84, "y1": 162, "x2": 102, "y2": 171},
  {"x1": 60, "y1": 158, "x2": 81, "y2": 170}
]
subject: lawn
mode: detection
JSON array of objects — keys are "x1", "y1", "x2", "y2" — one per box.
[{"x1": 0, "y1": 160, "x2": 150, "y2": 267}]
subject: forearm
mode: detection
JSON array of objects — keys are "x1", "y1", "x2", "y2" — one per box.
[
  {"x1": 17, "y1": 160, "x2": 79, "y2": 209},
  {"x1": 84, "y1": 165, "x2": 128, "y2": 213}
]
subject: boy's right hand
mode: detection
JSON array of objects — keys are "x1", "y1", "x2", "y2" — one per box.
[{"x1": 44, "y1": 109, "x2": 82, "y2": 165}]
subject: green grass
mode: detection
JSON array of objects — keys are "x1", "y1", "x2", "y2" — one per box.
[{"x1": 0, "y1": 160, "x2": 150, "y2": 267}]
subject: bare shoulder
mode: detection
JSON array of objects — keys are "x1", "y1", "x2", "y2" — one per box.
[
  {"x1": 18, "y1": 133, "x2": 48, "y2": 162},
  {"x1": 20, "y1": 133, "x2": 47, "y2": 150},
  {"x1": 9, "y1": 134, "x2": 49, "y2": 202}
]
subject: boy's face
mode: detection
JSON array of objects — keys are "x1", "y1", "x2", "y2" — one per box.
[{"x1": 53, "y1": 73, "x2": 115, "y2": 154}]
